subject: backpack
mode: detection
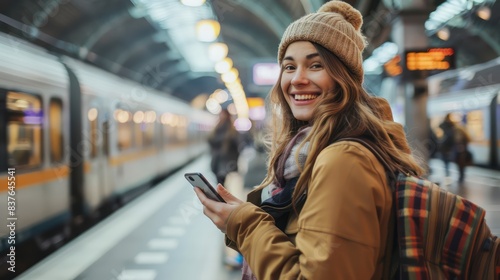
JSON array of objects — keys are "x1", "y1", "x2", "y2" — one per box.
[{"x1": 342, "y1": 138, "x2": 500, "y2": 280}]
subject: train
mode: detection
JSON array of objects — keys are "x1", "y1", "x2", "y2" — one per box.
[
  {"x1": 0, "y1": 32, "x2": 216, "y2": 253},
  {"x1": 427, "y1": 57, "x2": 500, "y2": 169}
]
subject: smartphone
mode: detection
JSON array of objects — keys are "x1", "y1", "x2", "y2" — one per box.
[{"x1": 184, "y1": 172, "x2": 225, "y2": 203}]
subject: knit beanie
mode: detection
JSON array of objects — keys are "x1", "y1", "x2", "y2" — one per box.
[{"x1": 278, "y1": 0, "x2": 367, "y2": 82}]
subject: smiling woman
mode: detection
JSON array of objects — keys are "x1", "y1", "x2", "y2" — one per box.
[
  {"x1": 194, "y1": 1, "x2": 425, "y2": 279},
  {"x1": 280, "y1": 41, "x2": 336, "y2": 122}
]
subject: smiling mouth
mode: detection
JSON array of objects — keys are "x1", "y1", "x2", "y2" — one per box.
[{"x1": 293, "y1": 94, "x2": 319, "y2": 101}]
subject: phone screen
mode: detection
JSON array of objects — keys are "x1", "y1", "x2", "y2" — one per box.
[{"x1": 184, "y1": 172, "x2": 225, "y2": 203}]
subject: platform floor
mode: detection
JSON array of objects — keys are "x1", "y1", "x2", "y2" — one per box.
[{"x1": 15, "y1": 152, "x2": 500, "y2": 280}]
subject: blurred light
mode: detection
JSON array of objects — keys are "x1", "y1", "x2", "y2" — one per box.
[
  {"x1": 208, "y1": 43, "x2": 228, "y2": 62},
  {"x1": 476, "y1": 6, "x2": 491, "y2": 20},
  {"x1": 145, "y1": 111, "x2": 157, "y2": 123},
  {"x1": 171, "y1": 115, "x2": 179, "y2": 127},
  {"x1": 383, "y1": 55, "x2": 403, "y2": 77},
  {"x1": 215, "y1": 57, "x2": 233, "y2": 74},
  {"x1": 372, "y1": 42, "x2": 399, "y2": 64},
  {"x1": 181, "y1": 0, "x2": 206, "y2": 7},
  {"x1": 234, "y1": 118, "x2": 252, "y2": 131},
  {"x1": 117, "y1": 110, "x2": 130, "y2": 123},
  {"x1": 249, "y1": 106, "x2": 266, "y2": 121},
  {"x1": 252, "y1": 63, "x2": 280, "y2": 86},
  {"x1": 247, "y1": 97, "x2": 265, "y2": 108},
  {"x1": 133, "y1": 111, "x2": 145, "y2": 124},
  {"x1": 161, "y1": 113, "x2": 172, "y2": 125},
  {"x1": 15, "y1": 99, "x2": 29, "y2": 109},
  {"x1": 426, "y1": 0, "x2": 467, "y2": 32},
  {"x1": 425, "y1": 0, "x2": 492, "y2": 33},
  {"x1": 88, "y1": 108, "x2": 98, "y2": 121},
  {"x1": 206, "y1": 97, "x2": 222, "y2": 114},
  {"x1": 23, "y1": 116, "x2": 43, "y2": 125},
  {"x1": 221, "y1": 68, "x2": 239, "y2": 83},
  {"x1": 363, "y1": 42, "x2": 398, "y2": 75},
  {"x1": 227, "y1": 103, "x2": 237, "y2": 115},
  {"x1": 363, "y1": 58, "x2": 383, "y2": 74},
  {"x1": 196, "y1": 20, "x2": 220, "y2": 42},
  {"x1": 437, "y1": 27, "x2": 450, "y2": 40},
  {"x1": 214, "y1": 89, "x2": 229, "y2": 103},
  {"x1": 130, "y1": 0, "x2": 217, "y2": 72}
]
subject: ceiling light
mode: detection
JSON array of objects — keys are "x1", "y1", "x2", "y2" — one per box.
[
  {"x1": 221, "y1": 68, "x2": 239, "y2": 83},
  {"x1": 215, "y1": 57, "x2": 233, "y2": 73},
  {"x1": 196, "y1": 19, "x2": 220, "y2": 42},
  {"x1": 208, "y1": 42, "x2": 228, "y2": 62},
  {"x1": 181, "y1": 0, "x2": 206, "y2": 7},
  {"x1": 131, "y1": 0, "x2": 218, "y2": 72},
  {"x1": 205, "y1": 98, "x2": 222, "y2": 114},
  {"x1": 476, "y1": 6, "x2": 491, "y2": 20},
  {"x1": 213, "y1": 89, "x2": 229, "y2": 103},
  {"x1": 437, "y1": 27, "x2": 450, "y2": 40}
]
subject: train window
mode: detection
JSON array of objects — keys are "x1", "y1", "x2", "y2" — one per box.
[
  {"x1": 466, "y1": 110, "x2": 485, "y2": 142},
  {"x1": 143, "y1": 111, "x2": 156, "y2": 147},
  {"x1": 176, "y1": 117, "x2": 188, "y2": 142},
  {"x1": 6, "y1": 91, "x2": 43, "y2": 169},
  {"x1": 161, "y1": 123, "x2": 170, "y2": 147},
  {"x1": 132, "y1": 111, "x2": 143, "y2": 148},
  {"x1": 160, "y1": 112, "x2": 174, "y2": 146},
  {"x1": 114, "y1": 109, "x2": 133, "y2": 151},
  {"x1": 88, "y1": 108, "x2": 98, "y2": 158},
  {"x1": 49, "y1": 98, "x2": 63, "y2": 163},
  {"x1": 135, "y1": 124, "x2": 143, "y2": 147}
]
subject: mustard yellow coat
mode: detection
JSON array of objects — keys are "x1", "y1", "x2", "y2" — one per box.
[{"x1": 226, "y1": 141, "x2": 392, "y2": 279}]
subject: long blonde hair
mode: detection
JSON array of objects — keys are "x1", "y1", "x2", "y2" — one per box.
[{"x1": 261, "y1": 42, "x2": 424, "y2": 203}]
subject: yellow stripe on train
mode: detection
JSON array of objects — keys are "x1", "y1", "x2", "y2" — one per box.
[
  {"x1": 0, "y1": 166, "x2": 69, "y2": 192},
  {"x1": 0, "y1": 145, "x2": 188, "y2": 192},
  {"x1": 107, "y1": 148, "x2": 158, "y2": 166}
]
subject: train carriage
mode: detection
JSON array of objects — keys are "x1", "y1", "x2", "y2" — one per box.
[
  {"x1": 0, "y1": 34, "x2": 72, "y2": 251},
  {"x1": 0, "y1": 33, "x2": 216, "y2": 252}
]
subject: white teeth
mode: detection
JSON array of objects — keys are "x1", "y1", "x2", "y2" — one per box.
[{"x1": 294, "y1": 94, "x2": 318, "y2": 100}]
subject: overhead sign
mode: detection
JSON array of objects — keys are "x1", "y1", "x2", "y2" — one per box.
[
  {"x1": 384, "y1": 55, "x2": 403, "y2": 77},
  {"x1": 252, "y1": 63, "x2": 280, "y2": 86},
  {"x1": 405, "y1": 48, "x2": 455, "y2": 71}
]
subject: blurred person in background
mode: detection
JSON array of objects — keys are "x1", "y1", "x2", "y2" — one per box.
[
  {"x1": 194, "y1": 1, "x2": 424, "y2": 279},
  {"x1": 438, "y1": 113, "x2": 456, "y2": 177},
  {"x1": 208, "y1": 108, "x2": 242, "y2": 186},
  {"x1": 438, "y1": 113, "x2": 471, "y2": 182}
]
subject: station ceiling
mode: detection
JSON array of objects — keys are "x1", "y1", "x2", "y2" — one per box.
[{"x1": 0, "y1": 0, "x2": 499, "y2": 103}]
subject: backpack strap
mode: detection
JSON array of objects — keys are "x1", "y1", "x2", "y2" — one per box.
[
  {"x1": 381, "y1": 199, "x2": 400, "y2": 280},
  {"x1": 337, "y1": 138, "x2": 400, "y2": 279}
]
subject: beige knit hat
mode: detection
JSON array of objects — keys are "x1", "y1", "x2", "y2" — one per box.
[{"x1": 278, "y1": 0, "x2": 367, "y2": 82}]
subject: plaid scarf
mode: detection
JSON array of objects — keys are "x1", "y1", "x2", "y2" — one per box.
[
  {"x1": 268, "y1": 126, "x2": 311, "y2": 198},
  {"x1": 241, "y1": 126, "x2": 311, "y2": 280}
]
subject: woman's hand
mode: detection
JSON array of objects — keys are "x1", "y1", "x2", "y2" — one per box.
[{"x1": 194, "y1": 184, "x2": 243, "y2": 233}]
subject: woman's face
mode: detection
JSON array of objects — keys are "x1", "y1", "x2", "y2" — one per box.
[{"x1": 280, "y1": 41, "x2": 335, "y2": 122}]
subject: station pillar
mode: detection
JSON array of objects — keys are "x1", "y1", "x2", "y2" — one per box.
[{"x1": 390, "y1": 12, "x2": 432, "y2": 171}]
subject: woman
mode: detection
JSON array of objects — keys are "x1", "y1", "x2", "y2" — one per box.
[
  {"x1": 195, "y1": 1, "x2": 424, "y2": 279},
  {"x1": 207, "y1": 108, "x2": 241, "y2": 185}
]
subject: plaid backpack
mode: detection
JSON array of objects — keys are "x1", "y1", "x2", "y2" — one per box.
[{"x1": 342, "y1": 138, "x2": 500, "y2": 279}]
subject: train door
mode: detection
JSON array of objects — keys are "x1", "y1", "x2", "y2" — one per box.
[{"x1": 85, "y1": 100, "x2": 111, "y2": 215}]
